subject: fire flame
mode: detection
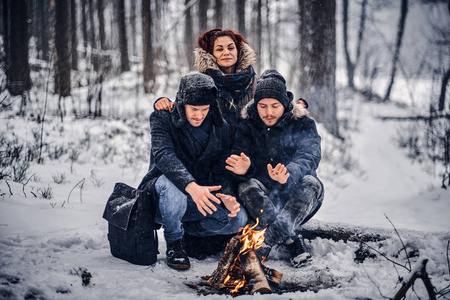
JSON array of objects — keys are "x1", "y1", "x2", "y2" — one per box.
[{"x1": 224, "y1": 218, "x2": 266, "y2": 295}]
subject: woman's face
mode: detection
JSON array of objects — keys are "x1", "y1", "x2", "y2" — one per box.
[{"x1": 212, "y1": 36, "x2": 238, "y2": 74}]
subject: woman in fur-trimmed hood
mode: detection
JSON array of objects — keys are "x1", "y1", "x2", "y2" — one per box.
[
  {"x1": 154, "y1": 28, "x2": 257, "y2": 138},
  {"x1": 194, "y1": 28, "x2": 257, "y2": 132}
]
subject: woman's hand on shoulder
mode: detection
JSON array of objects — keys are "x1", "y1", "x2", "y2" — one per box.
[{"x1": 154, "y1": 97, "x2": 174, "y2": 112}]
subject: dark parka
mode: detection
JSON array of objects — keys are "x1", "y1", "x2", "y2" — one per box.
[
  {"x1": 138, "y1": 75, "x2": 233, "y2": 197},
  {"x1": 231, "y1": 100, "x2": 322, "y2": 192}
]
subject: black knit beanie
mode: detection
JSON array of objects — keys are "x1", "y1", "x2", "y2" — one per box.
[
  {"x1": 177, "y1": 73, "x2": 218, "y2": 106},
  {"x1": 254, "y1": 69, "x2": 290, "y2": 109}
]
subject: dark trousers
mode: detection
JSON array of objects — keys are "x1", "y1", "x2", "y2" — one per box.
[{"x1": 238, "y1": 175, "x2": 324, "y2": 246}]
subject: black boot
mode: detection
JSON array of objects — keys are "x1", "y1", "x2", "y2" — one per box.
[
  {"x1": 287, "y1": 235, "x2": 311, "y2": 268},
  {"x1": 166, "y1": 239, "x2": 190, "y2": 270}
]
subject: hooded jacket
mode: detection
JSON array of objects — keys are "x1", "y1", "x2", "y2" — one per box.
[
  {"x1": 139, "y1": 74, "x2": 233, "y2": 196},
  {"x1": 232, "y1": 100, "x2": 321, "y2": 192}
]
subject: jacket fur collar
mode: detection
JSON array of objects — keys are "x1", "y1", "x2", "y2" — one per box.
[{"x1": 240, "y1": 100, "x2": 309, "y2": 120}]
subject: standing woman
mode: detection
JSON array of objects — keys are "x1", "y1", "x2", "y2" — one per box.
[{"x1": 154, "y1": 28, "x2": 257, "y2": 138}]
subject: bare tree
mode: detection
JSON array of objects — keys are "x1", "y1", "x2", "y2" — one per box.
[
  {"x1": 118, "y1": 0, "x2": 130, "y2": 72},
  {"x1": 129, "y1": 0, "x2": 137, "y2": 56},
  {"x1": 342, "y1": 0, "x2": 367, "y2": 89},
  {"x1": 299, "y1": 0, "x2": 339, "y2": 137},
  {"x1": 4, "y1": 0, "x2": 32, "y2": 98},
  {"x1": 438, "y1": 68, "x2": 450, "y2": 111},
  {"x1": 384, "y1": 0, "x2": 409, "y2": 101},
  {"x1": 184, "y1": 0, "x2": 195, "y2": 70},
  {"x1": 215, "y1": 0, "x2": 223, "y2": 28},
  {"x1": 198, "y1": 0, "x2": 208, "y2": 34},
  {"x1": 236, "y1": 0, "x2": 246, "y2": 36},
  {"x1": 255, "y1": 0, "x2": 262, "y2": 74},
  {"x1": 142, "y1": 0, "x2": 155, "y2": 93},
  {"x1": 54, "y1": 0, "x2": 71, "y2": 121},
  {"x1": 97, "y1": 0, "x2": 106, "y2": 51},
  {"x1": 81, "y1": 0, "x2": 88, "y2": 54},
  {"x1": 71, "y1": 0, "x2": 78, "y2": 70}
]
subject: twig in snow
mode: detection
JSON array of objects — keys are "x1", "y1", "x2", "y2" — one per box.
[
  {"x1": 384, "y1": 214, "x2": 412, "y2": 271},
  {"x1": 392, "y1": 258, "x2": 436, "y2": 300},
  {"x1": 22, "y1": 173, "x2": 36, "y2": 197},
  {"x1": 5, "y1": 180, "x2": 13, "y2": 196},
  {"x1": 66, "y1": 178, "x2": 85, "y2": 205}
]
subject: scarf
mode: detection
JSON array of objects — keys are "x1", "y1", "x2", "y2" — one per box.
[{"x1": 206, "y1": 65, "x2": 256, "y2": 122}]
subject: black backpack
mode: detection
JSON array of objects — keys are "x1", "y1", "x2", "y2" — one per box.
[{"x1": 102, "y1": 182, "x2": 159, "y2": 265}]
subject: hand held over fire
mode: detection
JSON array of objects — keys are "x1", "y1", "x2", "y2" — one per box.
[
  {"x1": 226, "y1": 153, "x2": 251, "y2": 175},
  {"x1": 267, "y1": 163, "x2": 290, "y2": 184}
]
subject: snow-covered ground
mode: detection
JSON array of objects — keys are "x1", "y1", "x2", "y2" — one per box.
[{"x1": 1, "y1": 88, "x2": 449, "y2": 299}]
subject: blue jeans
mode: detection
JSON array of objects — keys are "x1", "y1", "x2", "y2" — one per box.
[{"x1": 154, "y1": 175, "x2": 248, "y2": 244}]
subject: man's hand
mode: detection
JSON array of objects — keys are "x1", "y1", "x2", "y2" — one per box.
[
  {"x1": 185, "y1": 182, "x2": 222, "y2": 216},
  {"x1": 226, "y1": 153, "x2": 251, "y2": 175},
  {"x1": 154, "y1": 97, "x2": 174, "y2": 112},
  {"x1": 216, "y1": 193, "x2": 240, "y2": 217},
  {"x1": 267, "y1": 163, "x2": 290, "y2": 184}
]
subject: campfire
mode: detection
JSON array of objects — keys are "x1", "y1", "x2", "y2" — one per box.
[{"x1": 203, "y1": 220, "x2": 283, "y2": 296}]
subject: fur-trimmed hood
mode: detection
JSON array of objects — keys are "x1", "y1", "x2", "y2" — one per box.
[
  {"x1": 240, "y1": 99, "x2": 309, "y2": 121},
  {"x1": 194, "y1": 43, "x2": 256, "y2": 73}
]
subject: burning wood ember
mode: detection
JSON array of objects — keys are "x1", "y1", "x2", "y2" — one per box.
[{"x1": 204, "y1": 221, "x2": 283, "y2": 295}]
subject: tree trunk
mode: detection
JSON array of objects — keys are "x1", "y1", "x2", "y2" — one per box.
[
  {"x1": 71, "y1": 0, "x2": 78, "y2": 70},
  {"x1": 81, "y1": 0, "x2": 88, "y2": 53},
  {"x1": 255, "y1": 0, "x2": 262, "y2": 74},
  {"x1": 118, "y1": 0, "x2": 130, "y2": 72},
  {"x1": 5, "y1": 0, "x2": 32, "y2": 96},
  {"x1": 384, "y1": 0, "x2": 408, "y2": 101},
  {"x1": 97, "y1": 0, "x2": 106, "y2": 50},
  {"x1": 299, "y1": 0, "x2": 339, "y2": 137},
  {"x1": 142, "y1": 0, "x2": 154, "y2": 93},
  {"x1": 35, "y1": 0, "x2": 50, "y2": 61},
  {"x1": 198, "y1": 0, "x2": 208, "y2": 34},
  {"x1": 88, "y1": 0, "x2": 96, "y2": 50},
  {"x1": 236, "y1": 0, "x2": 246, "y2": 36},
  {"x1": 129, "y1": 0, "x2": 137, "y2": 56},
  {"x1": 342, "y1": 0, "x2": 354, "y2": 88},
  {"x1": 184, "y1": 0, "x2": 194, "y2": 70},
  {"x1": 215, "y1": 0, "x2": 223, "y2": 28},
  {"x1": 54, "y1": 0, "x2": 71, "y2": 98},
  {"x1": 438, "y1": 67, "x2": 450, "y2": 111}
]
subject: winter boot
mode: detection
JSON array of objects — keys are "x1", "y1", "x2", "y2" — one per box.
[
  {"x1": 166, "y1": 239, "x2": 190, "y2": 270},
  {"x1": 287, "y1": 235, "x2": 311, "y2": 268}
]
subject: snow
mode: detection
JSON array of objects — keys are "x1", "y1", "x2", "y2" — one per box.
[
  {"x1": 1, "y1": 90, "x2": 449, "y2": 299},
  {"x1": 2, "y1": 1, "x2": 450, "y2": 299}
]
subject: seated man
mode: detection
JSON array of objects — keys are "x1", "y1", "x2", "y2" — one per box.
[
  {"x1": 226, "y1": 69, "x2": 324, "y2": 268},
  {"x1": 139, "y1": 73, "x2": 247, "y2": 270}
]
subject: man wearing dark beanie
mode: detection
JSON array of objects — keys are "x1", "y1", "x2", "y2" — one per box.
[
  {"x1": 226, "y1": 69, "x2": 324, "y2": 268},
  {"x1": 138, "y1": 73, "x2": 247, "y2": 270}
]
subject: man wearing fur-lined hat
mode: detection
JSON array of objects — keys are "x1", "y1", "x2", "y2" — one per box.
[{"x1": 226, "y1": 69, "x2": 324, "y2": 268}]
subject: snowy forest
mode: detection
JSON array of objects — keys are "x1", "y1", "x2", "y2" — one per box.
[{"x1": 0, "y1": 0, "x2": 450, "y2": 299}]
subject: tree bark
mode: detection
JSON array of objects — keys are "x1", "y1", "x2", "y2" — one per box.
[
  {"x1": 54, "y1": 0, "x2": 71, "y2": 98},
  {"x1": 384, "y1": 0, "x2": 408, "y2": 101},
  {"x1": 184, "y1": 0, "x2": 195, "y2": 70},
  {"x1": 438, "y1": 67, "x2": 450, "y2": 111},
  {"x1": 97, "y1": 0, "x2": 106, "y2": 50},
  {"x1": 71, "y1": 0, "x2": 78, "y2": 70},
  {"x1": 255, "y1": 0, "x2": 262, "y2": 74},
  {"x1": 81, "y1": 0, "x2": 88, "y2": 53},
  {"x1": 198, "y1": 0, "x2": 208, "y2": 34},
  {"x1": 118, "y1": 0, "x2": 130, "y2": 72},
  {"x1": 129, "y1": 0, "x2": 137, "y2": 56},
  {"x1": 236, "y1": 0, "x2": 246, "y2": 36},
  {"x1": 5, "y1": 0, "x2": 32, "y2": 96},
  {"x1": 142, "y1": 0, "x2": 154, "y2": 93},
  {"x1": 215, "y1": 0, "x2": 223, "y2": 28},
  {"x1": 299, "y1": 0, "x2": 339, "y2": 137}
]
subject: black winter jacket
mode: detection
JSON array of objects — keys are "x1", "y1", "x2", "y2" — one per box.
[
  {"x1": 231, "y1": 101, "x2": 321, "y2": 192},
  {"x1": 138, "y1": 110, "x2": 233, "y2": 196}
]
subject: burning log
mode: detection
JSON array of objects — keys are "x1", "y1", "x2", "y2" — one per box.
[
  {"x1": 242, "y1": 250, "x2": 272, "y2": 294},
  {"x1": 205, "y1": 221, "x2": 283, "y2": 295}
]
